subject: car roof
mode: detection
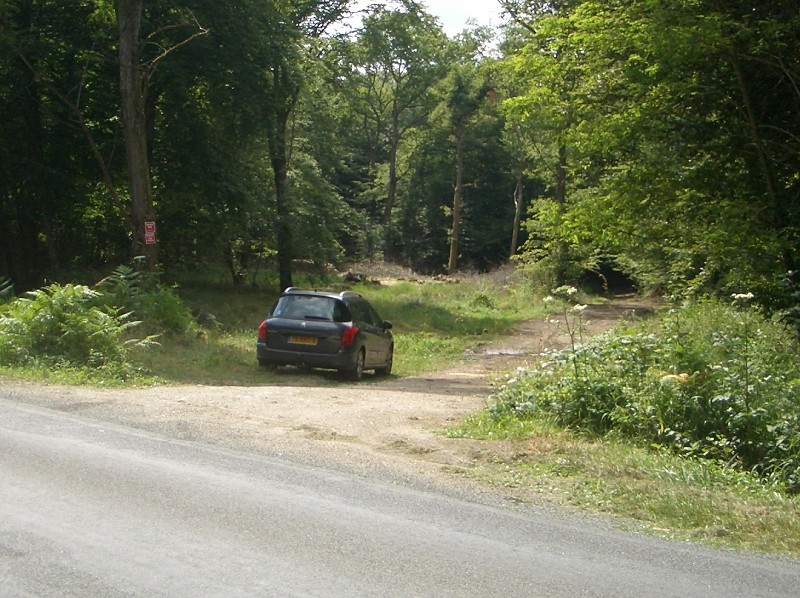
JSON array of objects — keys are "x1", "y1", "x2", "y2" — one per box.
[{"x1": 281, "y1": 288, "x2": 363, "y2": 300}]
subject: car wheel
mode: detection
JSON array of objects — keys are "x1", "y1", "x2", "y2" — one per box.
[
  {"x1": 375, "y1": 345, "x2": 393, "y2": 376},
  {"x1": 347, "y1": 349, "x2": 365, "y2": 381}
]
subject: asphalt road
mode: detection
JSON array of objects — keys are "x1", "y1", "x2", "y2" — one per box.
[{"x1": 1, "y1": 397, "x2": 798, "y2": 597}]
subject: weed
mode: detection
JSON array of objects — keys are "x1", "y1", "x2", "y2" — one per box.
[
  {"x1": 484, "y1": 298, "x2": 800, "y2": 495},
  {"x1": 96, "y1": 265, "x2": 196, "y2": 335},
  {"x1": 0, "y1": 282, "x2": 153, "y2": 381}
]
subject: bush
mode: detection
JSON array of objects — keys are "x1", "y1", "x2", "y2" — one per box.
[
  {"x1": 489, "y1": 298, "x2": 800, "y2": 494},
  {"x1": 0, "y1": 267, "x2": 207, "y2": 383},
  {"x1": 96, "y1": 266, "x2": 196, "y2": 335},
  {"x1": 0, "y1": 283, "x2": 139, "y2": 368}
]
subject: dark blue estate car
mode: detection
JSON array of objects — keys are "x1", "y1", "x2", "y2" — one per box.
[{"x1": 257, "y1": 288, "x2": 393, "y2": 381}]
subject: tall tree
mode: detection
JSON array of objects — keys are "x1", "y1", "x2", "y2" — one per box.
[
  {"x1": 389, "y1": 26, "x2": 512, "y2": 274},
  {"x1": 148, "y1": 1, "x2": 276, "y2": 283},
  {"x1": 495, "y1": 34, "x2": 542, "y2": 259},
  {"x1": 348, "y1": 0, "x2": 447, "y2": 253},
  {"x1": 499, "y1": 4, "x2": 584, "y2": 285},
  {"x1": 264, "y1": 0, "x2": 349, "y2": 291},
  {"x1": 113, "y1": 0, "x2": 206, "y2": 272},
  {"x1": 440, "y1": 64, "x2": 490, "y2": 273},
  {"x1": 114, "y1": 0, "x2": 155, "y2": 269}
]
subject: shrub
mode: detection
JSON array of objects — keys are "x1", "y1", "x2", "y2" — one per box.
[
  {"x1": 96, "y1": 266, "x2": 196, "y2": 335},
  {"x1": 489, "y1": 298, "x2": 800, "y2": 494},
  {"x1": 0, "y1": 283, "x2": 140, "y2": 368}
]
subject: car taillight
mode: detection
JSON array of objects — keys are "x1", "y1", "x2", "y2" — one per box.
[
  {"x1": 258, "y1": 320, "x2": 268, "y2": 341},
  {"x1": 341, "y1": 324, "x2": 358, "y2": 348}
]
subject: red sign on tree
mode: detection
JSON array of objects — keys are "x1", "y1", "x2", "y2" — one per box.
[{"x1": 145, "y1": 221, "x2": 156, "y2": 245}]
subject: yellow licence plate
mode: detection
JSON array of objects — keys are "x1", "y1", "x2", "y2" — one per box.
[{"x1": 289, "y1": 335, "x2": 318, "y2": 346}]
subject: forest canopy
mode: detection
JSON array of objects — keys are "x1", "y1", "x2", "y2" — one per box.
[{"x1": 1, "y1": 0, "x2": 798, "y2": 308}]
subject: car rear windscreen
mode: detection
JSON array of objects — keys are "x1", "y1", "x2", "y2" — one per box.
[{"x1": 272, "y1": 295, "x2": 350, "y2": 322}]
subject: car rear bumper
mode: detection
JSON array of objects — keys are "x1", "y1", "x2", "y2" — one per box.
[{"x1": 257, "y1": 342, "x2": 358, "y2": 370}]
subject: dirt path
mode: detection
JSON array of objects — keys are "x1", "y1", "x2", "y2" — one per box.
[{"x1": 1, "y1": 298, "x2": 653, "y2": 498}]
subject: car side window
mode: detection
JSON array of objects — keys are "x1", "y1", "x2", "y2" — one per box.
[
  {"x1": 332, "y1": 300, "x2": 351, "y2": 322},
  {"x1": 350, "y1": 298, "x2": 383, "y2": 327},
  {"x1": 347, "y1": 299, "x2": 369, "y2": 324},
  {"x1": 366, "y1": 304, "x2": 383, "y2": 327},
  {"x1": 271, "y1": 296, "x2": 292, "y2": 318}
]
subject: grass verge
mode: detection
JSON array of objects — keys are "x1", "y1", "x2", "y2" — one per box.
[{"x1": 447, "y1": 412, "x2": 800, "y2": 557}]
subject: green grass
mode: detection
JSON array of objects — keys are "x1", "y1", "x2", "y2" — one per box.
[
  {"x1": 447, "y1": 411, "x2": 800, "y2": 557},
  {"x1": 1, "y1": 274, "x2": 543, "y2": 385},
  {"x1": 0, "y1": 362, "x2": 155, "y2": 387},
  {"x1": 358, "y1": 278, "x2": 547, "y2": 375},
  {"x1": 134, "y1": 274, "x2": 549, "y2": 382}
]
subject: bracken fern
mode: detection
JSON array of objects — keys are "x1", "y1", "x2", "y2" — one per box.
[{"x1": 0, "y1": 283, "x2": 149, "y2": 374}]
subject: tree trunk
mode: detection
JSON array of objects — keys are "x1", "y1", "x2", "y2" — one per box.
[
  {"x1": 115, "y1": 0, "x2": 157, "y2": 272},
  {"x1": 382, "y1": 108, "x2": 400, "y2": 259},
  {"x1": 510, "y1": 172, "x2": 524, "y2": 257},
  {"x1": 553, "y1": 143, "x2": 568, "y2": 285},
  {"x1": 447, "y1": 123, "x2": 465, "y2": 274},
  {"x1": 266, "y1": 64, "x2": 300, "y2": 292},
  {"x1": 384, "y1": 110, "x2": 400, "y2": 224},
  {"x1": 270, "y1": 117, "x2": 294, "y2": 292}
]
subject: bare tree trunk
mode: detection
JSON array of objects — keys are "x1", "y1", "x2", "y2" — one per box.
[
  {"x1": 266, "y1": 64, "x2": 301, "y2": 292},
  {"x1": 384, "y1": 110, "x2": 400, "y2": 224},
  {"x1": 447, "y1": 123, "x2": 465, "y2": 274},
  {"x1": 115, "y1": 0, "x2": 157, "y2": 272},
  {"x1": 553, "y1": 143, "x2": 568, "y2": 285},
  {"x1": 510, "y1": 172, "x2": 524, "y2": 257}
]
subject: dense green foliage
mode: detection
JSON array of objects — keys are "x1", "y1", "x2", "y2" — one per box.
[
  {"x1": 0, "y1": 282, "x2": 145, "y2": 379},
  {"x1": 502, "y1": 0, "x2": 800, "y2": 303},
  {"x1": 487, "y1": 297, "x2": 800, "y2": 494},
  {"x1": 96, "y1": 265, "x2": 197, "y2": 335},
  {"x1": 3, "y1": 0, "x2": 797, "y2": 307},
  {"x1": 0, "y1": 267, "x2": 196, "y2": 381}
]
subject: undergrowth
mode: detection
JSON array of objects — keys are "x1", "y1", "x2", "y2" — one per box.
[
  {"x1": 0, "y1": 266, "x2": 192, "y2": 384},
  {"x1": 480, "y1": 295, "x2": 800, "y2": 496}
]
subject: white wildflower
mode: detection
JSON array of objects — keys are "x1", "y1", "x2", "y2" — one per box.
[{"x1": 551, "y1": 285, "x2": 578, "y2": 300}]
